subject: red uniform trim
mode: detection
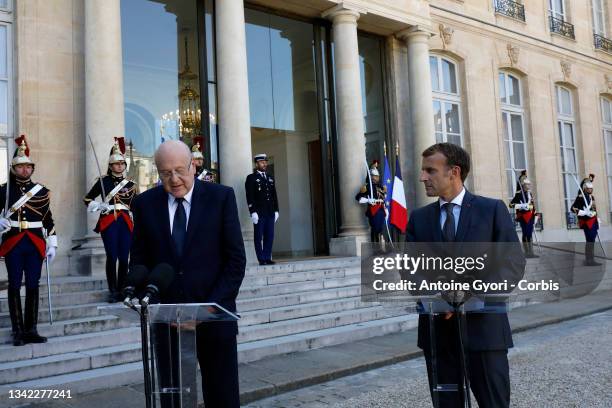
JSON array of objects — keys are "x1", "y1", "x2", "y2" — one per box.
[
  {"x1": 96, "y1": 211, "x2": 134, "y2": 233},
  {"x1": 0, "y1": 231, "x2": 46, "y2": 259},
  {"x1": 516, "y1": 210, "x2": 534, "y2": 224},
  {"x1": 578, "y1": 217, "x2": 597, "y2": 230},
  {"x1": 368, "y1": 204, "x2": 383, "y2": 217}
]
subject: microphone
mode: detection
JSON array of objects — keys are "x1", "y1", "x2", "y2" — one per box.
[
  {"x1": 140, "y1": 263, "x2": 175, "y2": 306},
  {"x1": 122, "y1": 265, "x2": 149, "y2": 308}
]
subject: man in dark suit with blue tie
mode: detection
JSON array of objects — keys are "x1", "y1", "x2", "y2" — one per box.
[
  {"x1": 406, "y1": 143, "x2": 525, "y2": 408},
  {"x1": 129, "y1": 140, "x2": 246, "y2": 407}
]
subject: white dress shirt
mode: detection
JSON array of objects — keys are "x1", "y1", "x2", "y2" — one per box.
[
  {"x1": 439, "y1": 187, "x2": 466, "y2": 233},
  {"x1": 168, "y1": 183, "x2": 194, "y2": 232}
]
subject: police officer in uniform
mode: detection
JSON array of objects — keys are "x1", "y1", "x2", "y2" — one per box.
[
  {"x1": 191, "y1": 137, "x2": 214, "y2": 182},
  {"x1": 571, "y1": 174, "x2": 600, "y2": 266},
  {"x1": 0, "y1": 135, "x2": 57, "y2": 346},
  {"x1": 245, "y1": 154, "x2": 279, "y2": 265},
  {"x1": 509, "y1": 171, "x2": 538, "y2": 258},
  {"x1": 84, "y1": 137, "x2": 137, "y2": 302},
  {"x1": 355, "y1": 164, "x2": 386, "y2": 242}
]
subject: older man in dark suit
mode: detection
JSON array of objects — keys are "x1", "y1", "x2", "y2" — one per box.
[
  {"x1": 129, "y1": 140, "x2": 246, "y2": 407},
  {"x1": 406, "y1": 143, "x2": 525, "y2": 408}
]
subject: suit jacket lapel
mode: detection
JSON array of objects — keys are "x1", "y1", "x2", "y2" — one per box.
[
  {"x1": 184, "y1": 180, "x2": 206, "y2": 249},
  {"x1": 156, "y1": 187, "x2": 177, "y2": 259},
  {"x1": 431, "y1": 203, "x2": 442, "y2": 242},
  {"x1": 455, "y1": 190, "x2": 474, "y2": 242}
]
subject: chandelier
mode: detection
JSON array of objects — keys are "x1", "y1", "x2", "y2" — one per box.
[{"x1": 178, "y1": 35, "x2": 201, "y2": 143}]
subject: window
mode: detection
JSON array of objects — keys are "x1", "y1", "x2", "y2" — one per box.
[
  {"x1": 556, "y1": 86, "x2": 579, "y2": 225},
  {"x1": 549, "y1": 0, "x2": 566, "y2": 20},
  {"x1": 592, "y1": 0, "x2": 607, "y2": 36},
  {"x1": 430, "y1": 55, "x2": 463, "y2": 146},
  {"x1": 601, "y1": 98, "x2": 612, "y2": 217},
  {"x1": 499, "y1": 72, "x2": 528, "y2": 198},
  {"x1": 0, "y1": 1, "x2": 12, "y2": 183}
]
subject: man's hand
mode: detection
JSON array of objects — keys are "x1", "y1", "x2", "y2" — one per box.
[
  {"x1": 251, "y1": 212, "x2": 259, "y2": 225},
  {"x1": 46, "y1": 246, "x2": 56, "y2": 264},
  {"x1": 87, "y1": 201, "x2": 101, "y2": 213},
  {"x1": 100, "y1": 203, "x2": 113, "y2": 214},
  {"x1": 274, "y1": 211, "x2": 279, "y2": 223},
  {"x1": 0, "y1": 217, "x2": 10, "y2": 234},
  {"x1": 578, "y1": 209, "x2": 588, "y2": 217},
  {"x1": 358, "y1": 197, "x2": 368, "y2": 204}
]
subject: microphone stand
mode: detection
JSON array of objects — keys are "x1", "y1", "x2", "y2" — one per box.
[
  {"x1": 139, "y1": 303, "x2": 153, "y2": 408},
  {"x1": 454, "y1": 302, "x2": 472, "y2": 408}
]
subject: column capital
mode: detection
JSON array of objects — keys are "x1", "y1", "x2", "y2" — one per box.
[
  {"x1": 395, "y1": 25, "x2": 436, "y2": 42},
  {"x1": 322, "y1": 2, "x2": 366, "y2": 24}
]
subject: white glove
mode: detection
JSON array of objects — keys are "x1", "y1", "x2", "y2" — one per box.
[
  {"x1": 87, "y1": 201, "x2": 101, "y2": 213},
  {"x1": 358, "y1": 197, "x2": 368, "y2": 204},
  {"x1": 518, "y1": 203, "x2": 529, "y2": 211},
  {"x1": 577, "y1": 210, "x2": 588, "y2": 217},
  {"x1": 368, "y1": 198, "x2": 376, "y2": 205},
  {"x1": 251, "y1": 212, "x2": 259, "y2": 225},
  {"x1": 100, "y1": 203, "x2": 113, "y2": 214},
  {"x1": 0, "y1": 217, "x2": 10, "y2": 234},
  {"x1": 274, "y1": 212, "x2": 279, "y2": 223},
  {"x1": 589, "y1": 210, "x2": 597, "y2": 218},
  {"x1": 46, "y1": 246, "x2": 56, "y2": 264}
]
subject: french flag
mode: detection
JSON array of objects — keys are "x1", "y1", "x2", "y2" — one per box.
[{"x1": 390, "y1": 159, "x2": 408, "y2": 233}]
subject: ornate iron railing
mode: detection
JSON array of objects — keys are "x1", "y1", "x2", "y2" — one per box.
[
  {"x1": 549, "y1": 16, "x2": 575, "y2": 39},
  {"x1": 594, "y1": 33, "x2": 612, "y2": 53},
  {"x1": 494, "y1": 0, "x2": 526, "y2": 22}
]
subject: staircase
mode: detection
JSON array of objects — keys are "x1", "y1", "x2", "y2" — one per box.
[{"x1": 0, "y1": 257, "x2": 417, "y2": 398}]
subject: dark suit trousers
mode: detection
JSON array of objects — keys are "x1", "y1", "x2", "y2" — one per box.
[
  {"x1": 423, "y1": 316, "x2": 510, "y2": 408},
  {"x1": 152, "y1": 322, "x2": 240, "y2": 408}
]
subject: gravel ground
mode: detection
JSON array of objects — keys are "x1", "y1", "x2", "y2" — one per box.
[{"x1": 246, "y1": 310, "x2": 612, "y2": 408}]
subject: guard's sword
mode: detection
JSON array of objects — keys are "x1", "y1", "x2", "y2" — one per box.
[
  {"x1": 87, "y1": 133, "x2": 107, "y2": 200},
  {"x1": 2, "y1": 136, "x2": 13, "y2": 218},
  {"x1": 571, "y1": 175, "x2": 607, "y2": 259},
  {"x1": 42, "y1": 229, "x2": 53, "y2": 325}
]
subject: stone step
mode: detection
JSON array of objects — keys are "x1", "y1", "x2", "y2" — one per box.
[
  {"x1": 0, "y1": 290, "x2": 108, "y2": 314},
  {"x1": 244, "y1": 257, "x2": 359, "y2": 276},
  {"x1": 0, "y1": 302, "x2": 108, "y2": 327},
  {"x1": 241, "y1": 266, "x2": 360, "y2": 287},
  {"x1": 237, "y1": 314, "x2": 418, "y2": 364},
  {"x1": 0, "y1": 362, "x2": 143, "y2": 407},
  {"x1": 236, "y1": 285, "x2": 362, "y2": 312},
  {"x1": 0, "y1": 315, "x2": 136, "y2": 344},
  {"x1": 238, "y1": 297, "x2": 372, "y2": 326},
  {"x1": 238, "y1": 274, "x2": 361, "y2": 299},
  {"x1": 237, "y1": 306, "x2": 404, "y2": 343},
  {"x1": 0, "y1": 341, "x2": 142, "y2": 385},
  {"x1": 0, "y1": 327, "x2": 141, "y2": 364}
]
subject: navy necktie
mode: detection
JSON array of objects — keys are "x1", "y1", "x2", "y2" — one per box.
[
  {"x1": 442, "y1": 203, "x2": 456, "y2": 242},
  {"x1": 172, "y1": 197, "x2": 186, "y2": 256}
]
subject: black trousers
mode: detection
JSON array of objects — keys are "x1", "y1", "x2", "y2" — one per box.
[
  {"x1": 152, "y1": 322, "x2": 240, "y2": 407},
  {"x1": 423, "y1": 316, "x2": 510, "y2": 408}
]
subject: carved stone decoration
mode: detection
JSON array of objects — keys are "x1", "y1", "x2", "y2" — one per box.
[
  {"x1": 506, "y1": 43, "x2": 519, "y2": 66},
  {"x1": 605, "y1": 74, "x2": 612, "y2": 92},
  {"x1": 439, "y1": 23, "x2": 454, "y2": 49},
  {"x1": 560, "y1": 60, "x2": 572, "y2": 80}
]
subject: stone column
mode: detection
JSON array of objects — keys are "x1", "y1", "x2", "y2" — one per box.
[
  {"x1": 73, "y1": 0, "x2": 125, "y2": 275},
  {"x1": 397, "y1": 27, "x2": 436, "y2": 208},
  {"x1": 323, "y1": 5, "x2": 369, "y2": 256},
  {"x1": 215, "y1": 0, "x2": 257, "y2": 264}
]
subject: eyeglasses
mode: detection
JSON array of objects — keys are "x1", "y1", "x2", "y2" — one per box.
[{"x1": 158, "y1": 161, "x2": 192, "y2": 180}]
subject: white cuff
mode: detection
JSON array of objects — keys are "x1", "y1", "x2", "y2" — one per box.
[{"x1": 47, "y1": 235, "x2": 58, "y2": 248}]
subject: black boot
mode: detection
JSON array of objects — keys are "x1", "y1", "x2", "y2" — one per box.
[
  {"x1": 526, "y1": 241, "x2": 539, "y2": 258},
  {"x1": 7, "y1": 288, "x2": 25, "y2": 346},
  {"x1": 116, "y1": 261, "x2": 129, "y2": 302},
  {"x1": 105, "y1": 258, "x2": 118, "y2": 303},
  {"x1": 23, "y1": 287, "x2": 47, "y2": 344},
  {"x1": 585, "y1": 242, "x2": 601, "y2": 266}
]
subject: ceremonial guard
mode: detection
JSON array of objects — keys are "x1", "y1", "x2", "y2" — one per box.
[
  {"x1": 84, "y1": 137, "x2": 137, "y2": 301},
  {"x1": 245, "y1": 154, "x2": 279, "y2": 265},
  {"x1": 509, "y1": 171, "x2": 538, "y2": 258},
  {"x1": 571, "y1": 174, "x2": 601, "y2": 266},
  {"x1": 191, "y1": 136, "x2": 214, "y2": 182},
  {"x1": 355, "y1": 164, "x2": 386, "y2": 242},
  {"x1": 0, "y1": 135, "x2": 57, "y2": 346}
]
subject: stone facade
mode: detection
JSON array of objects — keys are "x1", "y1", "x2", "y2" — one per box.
[{"x1": 3, "y1": 0, "x2": 612, "y2": 276}]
